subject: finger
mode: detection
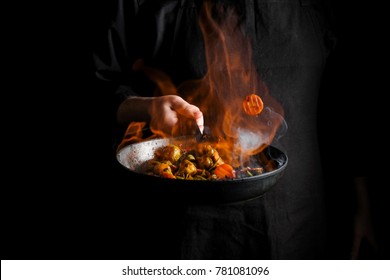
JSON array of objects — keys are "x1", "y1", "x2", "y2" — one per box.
[
  {"x1": 350, "y1": 236, "x2": 362, "y2": 260},
  {"x1": 194, "y1": 110, "x2": 204, "y2": 134},
  {"x1": 171, "y1": 100, "x2": 204, "y2": 133},
  {"x1": 367, "y1": 234, "x2": 379, "y2": 253}
]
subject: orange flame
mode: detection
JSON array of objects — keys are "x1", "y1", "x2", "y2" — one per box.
[{"x1": 120, "y1": 2, "x2": 285, "y2": 167}]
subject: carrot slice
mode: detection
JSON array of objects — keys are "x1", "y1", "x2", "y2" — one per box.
[
  {"x1": 242, "y1": 94, "x2": 264, "y2": 116},
  {"x1": 214, "y1": 163, "x2": 236, "y2": 179},
  {"x1": 161, "y1": 172, "x2": 176, "y2": 179}
]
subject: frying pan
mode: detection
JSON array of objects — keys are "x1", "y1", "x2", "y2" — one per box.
[{"x1": 116, "y1": 136, "x2": 288, "y2": 204}]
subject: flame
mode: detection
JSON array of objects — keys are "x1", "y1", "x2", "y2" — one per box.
[{"x1": 120, "y1": 1, "x2": 285, "y2": 167}]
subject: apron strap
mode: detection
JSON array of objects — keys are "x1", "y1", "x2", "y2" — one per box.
[{"x1": 181, "y1": 0, "x2": 196, "y2": 8}]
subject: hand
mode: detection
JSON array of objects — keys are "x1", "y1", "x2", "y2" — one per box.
[
  {"x1": 350, "y1": 177, "x2": 379, "y2": 259},
  {"x1": 350, "y1": 210, "x2": 378, "y2": 259},
  {"x1": 149, "y1": 95, "x2": 204, "y2": 137},
  {"x1": 117, "y1": 95, "x2": 203, "y2": 137}
]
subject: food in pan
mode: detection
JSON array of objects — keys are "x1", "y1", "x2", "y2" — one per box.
[{"x1": 139, "y1": 143, "x2": 265, "y2": 181}]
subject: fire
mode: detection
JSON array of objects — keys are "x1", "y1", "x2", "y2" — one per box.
[{"x1": 119, "y1": 1, "x2": 285, "y2": 168}]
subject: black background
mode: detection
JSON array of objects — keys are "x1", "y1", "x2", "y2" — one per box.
[{"x1": 2, "y1": 0, "x2": 388, "y2": 260}]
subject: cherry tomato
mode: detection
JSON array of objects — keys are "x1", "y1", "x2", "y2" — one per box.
[{"x1": 242, "y1": 94, "x2": 264, "y2": 115}]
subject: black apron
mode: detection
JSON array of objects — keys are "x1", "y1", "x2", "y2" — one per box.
[{"x1": 94, "y1": 0, "x2": 335, "y2": 259}]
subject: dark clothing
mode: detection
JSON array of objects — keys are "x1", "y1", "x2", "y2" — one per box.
[{"x1": 94, "y1": 0, "x2": 335, "y2": 259}]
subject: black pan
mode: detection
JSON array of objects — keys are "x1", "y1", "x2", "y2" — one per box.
[{"x1": 116, "y1": 136, "x2": 288, "y2": 204}]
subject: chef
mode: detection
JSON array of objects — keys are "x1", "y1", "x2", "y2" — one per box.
[{"x1": 93, "y1": 0, "x2": 373, "y2": 259}]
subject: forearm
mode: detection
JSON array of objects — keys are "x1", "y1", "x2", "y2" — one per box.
[{"x1": 117, "y1": 96, "x2": 153, "y2": 126}]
